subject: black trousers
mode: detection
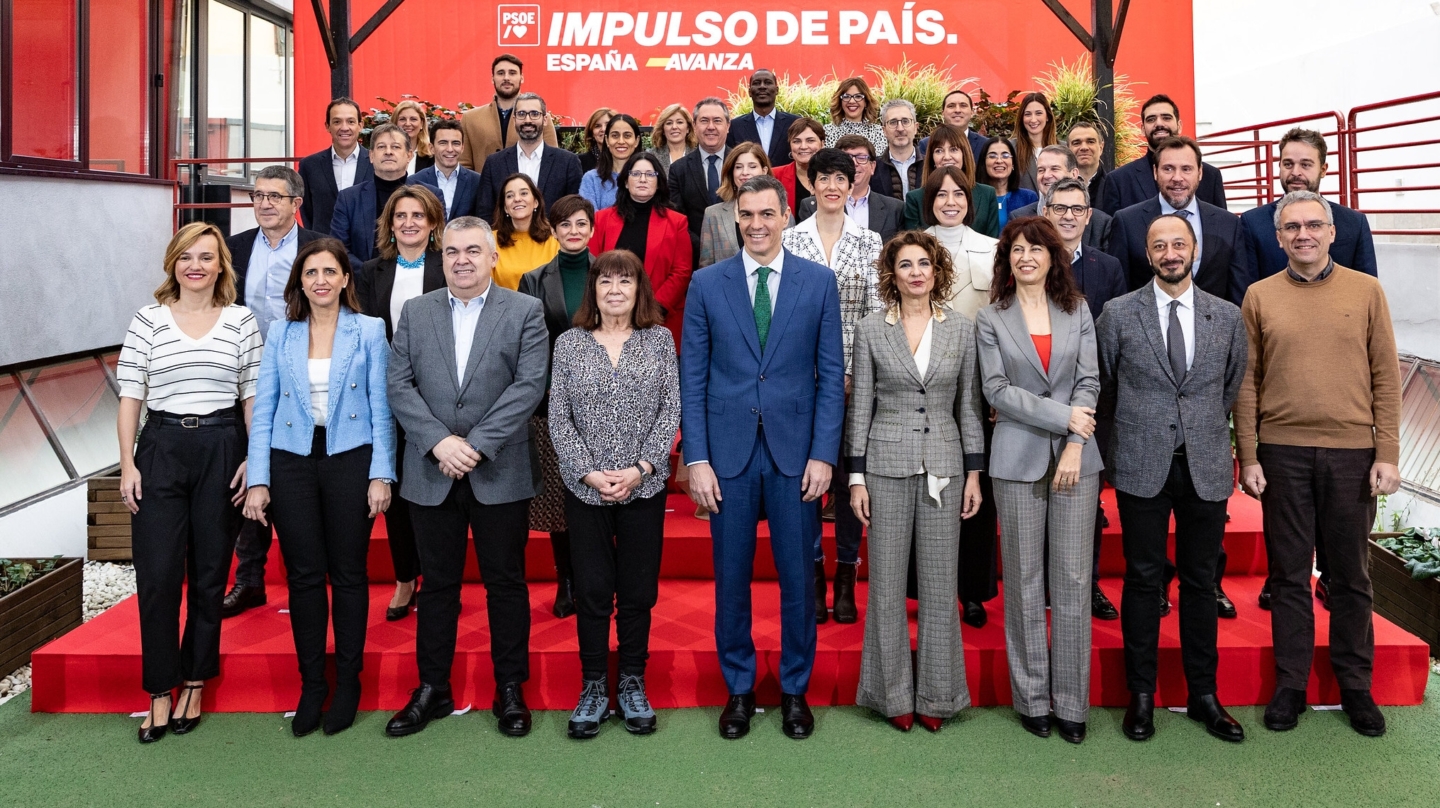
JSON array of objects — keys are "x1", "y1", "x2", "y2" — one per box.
[
  {"x1": 822, "y1": 454, "x2": 865, "y2": 565},
  {"x1": 408, "y1": 482, "x2": 531, "y2": 688},
  {"x1": 232, "y1": 517, "x2": 272, "y2": 587},
  {"x1": 1116, "y1": 452, "x2": 1228, "y2": 695},
  {"x1": 267, "y1": 430, "x2": 374, "y2": 687},
  {"x1": 386, "y1": 428, "x2": 421, "y2": 583},
  {"x1": 1259, "y1": 444, "x2": 1376, "y2": 691},
  {"x1": 131, "y1": 418, "x2": 242, "y2": 694},
  {"x1": 565, "y1": 490, "x2": 667, "y2": 679},
  {"x1": 959, "y1": 469, "x2": 999, "y2": 602}
]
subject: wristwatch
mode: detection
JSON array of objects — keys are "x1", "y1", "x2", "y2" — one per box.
[
  {"x1": 375, "y1": 478, "x2": 395, "y2": 485},
  {"x1": 634, "y1": 463, "x2": 653, "y2": 482}
]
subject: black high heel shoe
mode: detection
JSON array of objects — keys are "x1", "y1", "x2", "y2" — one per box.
[
  {"x1": 293, "y1": 681, "x2": 329, "y2": 737},
  {"x1": 386, "y1": 584, "x2": 418, "y2": 621},
  {"x1": 138, "y1": 692, "x2": 171, "y2": 744},
  {"x1": 170, "y1": 684, "x2": 204, "y2": 734}
]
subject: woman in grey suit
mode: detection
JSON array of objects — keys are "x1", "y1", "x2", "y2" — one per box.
[
  {"x1": 697, "y1": 143, "x2": 784, "y2": 268},
  {"x1": 848, "y1": 231, "x2": 986, "y2": 732},
  {"x1": 976, "y1": 216, "x2": 1102, "y2": 744}
]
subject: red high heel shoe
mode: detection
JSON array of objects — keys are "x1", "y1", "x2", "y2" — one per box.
[
  {"x1": 888, "y1": 713, "x2": 914, "y2": 732},
  {"x1": 917, "y1": 714, "x2": 944, "y2": 733}
]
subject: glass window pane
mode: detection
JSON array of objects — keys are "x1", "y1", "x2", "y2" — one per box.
[
  {"x1": 20, "y1": 360, "x2": 122, "y2": 478},
  {"x1": 172, "y1": 0, "x2": 196, "y2": 182},
  {"x1": 0, "y1": 375, "x2": 73, "y2": 508},
  {"x1": 248, "y1": 17, "x2": 288, "y2": 175},
  {"x1": 88, "y1": 0, "x2": 151, "y2": 173},
  {"x1": 12, "y1": 0, "x2": 80, "y2": 161},
  {"x1": 206, "y1": 0, "x2": 246, "y2": 178}
]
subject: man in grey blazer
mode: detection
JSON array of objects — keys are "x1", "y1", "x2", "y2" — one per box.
[
  {"x1": 1097, "y1": 214, "x2": 1248, "y2": 744},
  {"x1": 383, "y1": 216, "x2": 549, "y2": 739}
]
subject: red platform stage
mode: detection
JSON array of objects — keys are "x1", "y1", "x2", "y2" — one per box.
[{"x1": 30, "y1": 490, "x2": 1430, "y2": 713}]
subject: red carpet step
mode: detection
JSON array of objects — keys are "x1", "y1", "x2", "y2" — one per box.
[{"x1": 31, "y1": 575, "x2": 1427, "y2": 714}]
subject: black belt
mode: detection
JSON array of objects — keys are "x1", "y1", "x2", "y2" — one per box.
[{"x1": 150, "y1": 411, "x2": 238, "y2": 429}]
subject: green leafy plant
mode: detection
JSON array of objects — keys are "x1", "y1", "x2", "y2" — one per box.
[
  {"x1": 1034, "y1": 54, "x2": 1145, "y2": 166},
  {"x1": 1374, "y1": 493, "x2": 1412, "y2": 533},
  {"x1": 360, "y1": 95, "x2": 474, "y2": 147},
  {"x1": 0, "y1": 557, "x2": 60, "y2": 597},
  {"x1": 1375, "y1": 528, "x2": 1440, "y2": 580},
  {"x1": 971, "y1": 89, "x2": 1023, "y2": 141}
]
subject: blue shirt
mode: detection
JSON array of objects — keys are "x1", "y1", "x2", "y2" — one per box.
[
  {"x1": 579, "y1": 169, "x2": 620, "y2": 210},
  {"x1": 244, "y1": 223, "x2": 300, "y2": 338},
  {"x1": 431, "y1": 165, "x2": 459, "y2": 217},
  {"x1": 448, "y1": 283, "x2": 489, "y2": 383},
  {"x1": 754, "y1": 111, "x2": 776, "y2": 155}
]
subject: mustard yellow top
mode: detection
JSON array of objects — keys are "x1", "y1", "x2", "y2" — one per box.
[{"x1": 494, "y1": 232, "x2": 561, "y2": 290}]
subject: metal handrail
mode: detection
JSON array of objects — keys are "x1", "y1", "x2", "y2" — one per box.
[
  {"x1": 1196, "y1": 110, "x2": 1349, "y2": 208},
  {"x1": 170, "y1": 156, "x2": 301, "y2": 228}
]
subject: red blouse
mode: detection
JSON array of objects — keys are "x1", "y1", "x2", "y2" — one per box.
[{"x1": 1031, "y1": 334, "x2": 1052, "y2": 374}]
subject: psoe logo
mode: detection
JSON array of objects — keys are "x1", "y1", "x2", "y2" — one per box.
[{"x1": 498, "y1": 5, "x2": 541, "y2": 46}]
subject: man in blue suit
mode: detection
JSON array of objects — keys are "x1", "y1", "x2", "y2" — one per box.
[
  {"x1": 297, "y1": 98, "x2": 373, "y2": 235},
  {"x1": 476, "y1": 93, "x2": 582, "y2": 224},
  {"x1": 682, "y1": 175, "x2": 845, "y2": 741},
  {"x1": 408, "y1": 120, "x2": 482, "y2": 221},
  {"x1": 726, "y1": 70, "x2": 800, "y2": 168},
  {"x1": 918, "y1": 89, "x2": 988, "y2": 163},
  {"x1": 1099, "y1": 94, "x2": 1227, "y2": 216},
  {"x1": 1240, "y1": 128, "x2": 1377, "y2": 280},
  {"x1": 330, "y1": 122, "x2": 412, "y2": 270}
]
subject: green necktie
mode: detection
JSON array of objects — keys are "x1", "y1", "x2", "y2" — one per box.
[{"x1": 754, "y1": 266, "x2": 773, "y2": 352}]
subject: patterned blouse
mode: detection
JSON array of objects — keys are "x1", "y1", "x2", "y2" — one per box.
[
  {"x1": 782, "y1": 216, "x2": 883, "y2": 373},
  {"x1": 547, "y1": 325, "x2": 681, "y2": 505},
  {"x1": 824, "y1": 121, "x2": 887, "y2": 155}
]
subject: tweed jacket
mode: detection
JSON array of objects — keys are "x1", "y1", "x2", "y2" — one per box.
[{"x1": 1096, "y1": 283, "x2": 1247, "y2": 501}]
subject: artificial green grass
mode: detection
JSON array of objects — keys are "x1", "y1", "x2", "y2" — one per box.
[{"x1": 2, "y1": 677, "x2": 1438, "y2": 807}]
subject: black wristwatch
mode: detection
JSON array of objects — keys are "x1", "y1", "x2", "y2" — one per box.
[{"x1": 634, "y1": 463, "x2": 653, "y2": 482}]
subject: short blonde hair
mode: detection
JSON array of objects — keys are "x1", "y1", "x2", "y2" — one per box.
[
  {"x1": 654, "y1": 104, "x2": 697, "y2": 149},
  {"x1": 391, "y1": 100, "x2": 432, "y2": 157},
  {"x1": 718, "y1": 142, "x2": 772, "y2": 202},
  {"x1": 155, "y1": 222, "x2": 236, "y2": 307}
]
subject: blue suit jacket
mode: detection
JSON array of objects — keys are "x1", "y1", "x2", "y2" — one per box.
[
  {"x1": 329, "y1": 180, "x2": 380, "y2": 271},
  {"x1": 1240, "y1": 199, "x2": 1377, "y2": 279},
  {"x1": 298, "y1": 146, "x2": 373, "y2": 235},
  {"x1": 248, "y1": 308, "x2": 396, "y2": 487},
  {"x1": 1107, "y1": 197, "x2": 1253, "y2": 305},
  {"x1": 1072, "y1": 248, "x2": 1129, "y2": 323},
  {"x1": 680, "y1": 250, "x2": 846, "y2": 478},
  {"x1": 726, "y1": 110, "x2": 802, "y2": 168},
  {"x1": 1099, "y1": 152, "x2": 1227, "y2": 216},
  {"x1": 476, "y1": 146, "x2": 583, "y2": 224},
  {"x1": 407, "y1": 165, "x2": 483, "y2": 221}
]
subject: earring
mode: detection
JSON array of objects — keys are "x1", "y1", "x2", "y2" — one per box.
[{"x1": 390, "y1": 235, "x2": 395, "y2": 243}]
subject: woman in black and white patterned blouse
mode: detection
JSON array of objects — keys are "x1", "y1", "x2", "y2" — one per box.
[
  {"x1": 115, "y1": 222, "x2": 263, "y2": 743},
  {"x1": 547, "y1": 249, "x2": 680, "y2": 741}
]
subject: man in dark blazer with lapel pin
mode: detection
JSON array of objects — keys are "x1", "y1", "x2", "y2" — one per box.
[
  {"x1": 298, "y1": 98, "x2": 373, "y2": 235},
  {"x1": 682, "y1": 175, "x2": 845, "y2": 742},
  {"x1": 1099, "y1": 94, "x2": 1227, "y2": 216},
  {"x1": 408, "y1": 120, "x2": 482, "y2": 221},
  {"x1": 797, "y1": 135, "x2": 904, "y2": 242},
  {"x1": 1097, "y1": 213, "x2": 1249, "y2": 744},
  {"x1": 671, "y1": 98, "x2": 733, "y2": 257},
  {"x1": 476, "y1": 93, "x2": 582, "y2": 225},
  {"x1": 1016, "y1": 146, "x2": 1113, "y2": 252},
  {"x1": 331, "y1": 123, "x2": 413, "y2": 272},
  {"x1": 1108, "y1": 136, "x2": 1253, "y2": 306},
  {"x1": 727, "y1": 70, "x2": 800, "y2": 169},
  {"x1": 383, "y1": 216, "x2": 549, "y2": 739}
]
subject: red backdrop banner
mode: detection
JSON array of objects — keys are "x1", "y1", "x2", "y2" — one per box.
[{"x1": 294, "y1": 1, "x2": 1194, "y2": 156}]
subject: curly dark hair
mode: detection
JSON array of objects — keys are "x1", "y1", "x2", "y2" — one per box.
[
  {"x1": 989, "y1": 217, "x2": 1084, "y2": 313},
  {"x1": 876, "y1": 230, "x2": 955, "y2": 309}
]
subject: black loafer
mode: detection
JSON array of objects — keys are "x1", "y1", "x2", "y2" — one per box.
[
  {"x1": 1263, "y1": 686, "x2": 1306, "y2": 732},
  {"x1": 1340, "y1": 689, "x2": 1386, "y2": 737},
  {"x1": 780, "y1": 693, "x2": 814, "y2": 739},
  {"x1": 1091, "y1": 583, "x2": 1119, "y2": 621},
  {"x1": 493, "y1": 682, "x2": 533, "y2": 737},
  {"x1": 1019, "y1": 713, "x2": 1051, "y2": 738},
  {"x1": 1055, "y1": 717, "x2": 1086, "y2": 744},
  {"x1": 1315, "y1": 579, "x2": 1331, "y2": 612},
  {"x1": 1215, "y1": 586, "x2": 1237, "y2": 619},
  {"x1": 962, "y1": 601, "x2": 988, "y2": 629},
  {"x1": 719, "y1": 692, "x2": 756, "y2": 740},
  {"x1": 1258, "y1": 581, "x2": 1272, "y2": 611},
  {"x1": 1122, "y1": 693, "x2": 1155, "y2": 741},
  {"x1": 220, "y1": 584, "x2": 266, "y2": 619},
  {"x1": 1187, "y1": 693, "x2": 1245, "y2": 742},
  {"x1": 385, "y1": 683, "x2": 454, "y2": 737}
]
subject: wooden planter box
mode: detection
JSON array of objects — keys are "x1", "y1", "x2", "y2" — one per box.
[
  {"x1": 87, "y1": 476, "x2": 132, "y2": 561},
  {"x1": 1369, "y1": 534, "x2": 1440, "y2": 656},
  {"x1": 0, "y1": 558, "x2": 83, "y2": 676}
]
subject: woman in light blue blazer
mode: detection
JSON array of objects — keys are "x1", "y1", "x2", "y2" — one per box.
[
  {"x1": 243, "y1": 237, "x2": 395, "y2": 737},
  {"x1": 975, "y1": 217, "x2": 1102, "y2": 745}
]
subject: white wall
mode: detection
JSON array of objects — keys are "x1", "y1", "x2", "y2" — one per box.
[
  {"x1": 1377, "y1": 243, "x2": 1440, "y2": 361},
  {"x1": 0, "y1": 486, "x2": 89, "y2": 559}
]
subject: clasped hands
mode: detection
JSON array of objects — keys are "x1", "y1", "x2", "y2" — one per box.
[
  {"x1": 433, "y1": 435, "x2": 482, "y2": 480},
  {"x1": 584, "y1": 462, "x2": 652, "y2": 503}
]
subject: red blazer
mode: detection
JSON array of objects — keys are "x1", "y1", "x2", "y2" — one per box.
[
  {"x1": 772, "y1": 162, "x2": 800, "y2": 217},
  {"x1": 590, "y1": 205, "x2": 694, "y2": 349}
]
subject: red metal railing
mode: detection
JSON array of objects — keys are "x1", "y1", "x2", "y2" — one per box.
[
  {"x1": 1197, "y1": 111, "x2": 1348, "y2": 209},
  {"x1": 1346, "y1": 90, "x2": 1440, "y2": 236},
  {"x1": 170, "y1": 156, "x2": 300, "y2": 229}
]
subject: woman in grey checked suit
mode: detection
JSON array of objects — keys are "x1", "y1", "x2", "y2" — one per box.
[
  {"x1": 847, "y1": 231, "x2": 986, "y2": 732},
  {"x1": 976, "y1": 216, "x2": 1103, "y2": 744},
  {"x1": 697, "y1": 143, "x2": 790, "y2": 268}
]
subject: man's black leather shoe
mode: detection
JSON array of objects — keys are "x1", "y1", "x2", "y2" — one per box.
[
  {"x1": 1315, "y1": 579, "x2": 1331, "y2": 611},
  {"x1": 1258, "y1": 581, "x2": 1272, "y2": 611},
  {"x1": 1187, "y1": 693, "x2": 1245, "y2": 742},
  {"x1": 493, "y1": 682, "x2": 532, "y2": 737},
  {"x1": 1091, "y1": 583, "x2": 1119, "y2": 621},
  {"x1": 1019, "y1": 713, "x2": 1051, "y2": 738},
  {"x1": 220, "y1": 584, "x2": 266, "y2": 618},
  {"x1": 1215, "y1": 586, "x2": 1237, "y2": 619},
  {"x1": 780, "y1": 693, "x2": 814, "y2": 739},
  {"x1": 1263, "y1": 686, "x2": 1306, "y2": 731},
  {"x1": 385, "y1": 684, "x2": 454, "y2": 737},
  {"x1": 962, "y1": 601, "x2": 988, "y2": 628},
  {"x1": 719, "y1": 693, "x2": 755, "y2": 739},
  {"x1": 1122, "y1": 693, "x2": 1155, "y2": 741},
  {"x1": 1055, "y1": 717, "x2": 1086, "y2": 744}
]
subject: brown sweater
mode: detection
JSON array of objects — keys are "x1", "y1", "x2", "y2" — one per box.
[{"x1": 1234, "y1": 265, "x2": 1402, "y2": 466}]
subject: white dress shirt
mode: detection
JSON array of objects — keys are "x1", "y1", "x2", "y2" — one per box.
[
  {"x1": 332, "y1": 147, "x2": 360, "y2": 191},
  {"x1": 516, "y1": 141, "x2": 545, "y2": 185},
  {"x1": 845, "y1": 190, "x2": 871, "y2": 232},
  {"x1": 1158, "y1": 194, "x2": 1204, "y2": 270},
  {"x1": 244, "y1": 223, "x2": 300, "y2": 338},
  {"x1": 449, "y1": 283, "x2": 490, "y2": 383},
  {"x1": 431, "y1": 164, "x2": 459, "y2": 217},
  {"x1": 391, "y1": 256, "x2": 427, "y2": 328},
  {"x1": 1153, "y1": 278, "x2": 1196, "y2": 370},
  {"x1": 754, "y1": 111, "x2": 776, "y2": 155},
  {"x1": 741, "y1": 247, "x2": 784, "y2": 312}
]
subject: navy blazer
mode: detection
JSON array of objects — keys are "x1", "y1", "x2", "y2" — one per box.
[
  {"x1": 668, "y1": 147, "x2": 725, "y2": 257},
  {"x1": 1098, "y1": 152, "x2": 1227, "y2": 216},
  {"x1": 679, "y1": 250, "x2": 845, "y2": 478},
  {"x1": 228, "y1": 226, "x2": 326, "y2": 307},
  {"x1": 1071, "y1": 247, "x2": 1128, "y2": 323},
  {"x1": 298, "y1": 146, "x2": 373, "y2": 235},
  {"x1": 1240, "y1": 199, "x2": 1377, "y2": 279},
  {"x1": 329, "y1": 180, "x2": 383, "y2": 271},
  {"x1": 407, "y1": 165, "x2": 483, "y2": 221},
  {"x1": 476, "y1": 146, "x2": 583, "y2": 225},
  {"x1": 354, "y1": 251, "x2": 447, "y2": 341},
  {"x1": 726, "y1": 110, "x2": 802, "y2": 168},
  {"x1": 1107, "y1": 197, "x2": 1253, "y2": 305}
]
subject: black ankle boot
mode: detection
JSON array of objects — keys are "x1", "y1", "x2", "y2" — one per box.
[
  {"x1": 293, "y1": 681, "x2": 328, "y2": 737},
  {"x1": 814, "y1": 560, "x2": 829, "y2": 624},
  {"x1": 324, "y1": 677, "x2": 361, "y2": 735},
  {"x1": 832, "y1": 562, "x2": 858, "y2": 623},
  {"x1": 551, "y1": 531, "x2": 576, "y2": 619}
]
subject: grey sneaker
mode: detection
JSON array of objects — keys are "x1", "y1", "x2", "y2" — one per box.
[
  {"x1": 567, "y1": 677, "x2": 608, "y2": 740},
  {"x1": 617, "y1": 674, "x2": 657, "y2": 734}
]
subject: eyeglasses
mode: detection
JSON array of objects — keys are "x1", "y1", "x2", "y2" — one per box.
[
  {"x1": 1047, "y1": 203, "x2": 1090, "y2": 217},
  {"x1": 884, "y1": 117, "x2": 915, "y2": 128},
  {"x1": 839, "y1": 93, "x2": 866, "y2": 102},
  {"x1": 989, "y1": 151, "x2": 1013, "y2": 161},
  {"x1": 846, "y1": 154, "x2": 873, "y2": 165},
  {"x1": 1280, "y1": 221, "x2": 1328, "y2": 234},
  {"x1": 628, "y1": 170, "x2": 659, "y2": 180},
  {"x1": 249, "y1": 192, "x2": 296, "y2": 204},
  {"x1": 513, "y1": 110, "x2": 546, "y2": 120}
]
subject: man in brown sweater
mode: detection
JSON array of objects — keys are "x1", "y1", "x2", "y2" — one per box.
[{"x1": 1234, "y1": 190, "x2": 1402, "y2": 738}]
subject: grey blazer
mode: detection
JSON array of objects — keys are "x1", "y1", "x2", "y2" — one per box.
[
  {"x1": 846, "y1": 307, "x2": 986, "y2": 478},
  {"x1": 975, "y1": 297, "x2": 1103, "y2": 482},
  {"x1": 386, "y1": 285, "x2": 549, "y2": 506},
  {"x1": 1096, "y1": 284, "x2": 1247, "y2": 501},
  {"x1": 699, "y1": 200, "x2": 794, "y2": 268}
]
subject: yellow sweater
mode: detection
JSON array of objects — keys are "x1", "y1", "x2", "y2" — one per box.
[
  {"x1": 1234, "y1": 265, "x2": 1402, "y2": 466},
  {"x1": 494, "y1": 233, "x2": 560, "y2": 290}
]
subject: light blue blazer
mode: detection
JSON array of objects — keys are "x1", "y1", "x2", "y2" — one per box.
[{"x1": 248, "y1": 307, "x2": 396, "y2": 487}]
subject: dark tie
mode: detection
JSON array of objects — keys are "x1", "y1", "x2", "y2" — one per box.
[
  {"x1": 1168, "y1": 300, "x2": 1187, "y2": 448},
  {"x1": 754, "y1": 267, "x2": 773, "y2": 352},
  {"x1": 706, "y1": 154, "x2": 721, "y2": 204}
]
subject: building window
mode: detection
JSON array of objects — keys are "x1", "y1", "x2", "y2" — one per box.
[
  {"x1": 88, "y1": 0, "x2": 153, "y2": 174},
  {"x1": 9, "y1": 0, "x2": 82, "y2": 163},
  {"x1": 0, "y1": 374, "x2": 77, "y2": 509}
]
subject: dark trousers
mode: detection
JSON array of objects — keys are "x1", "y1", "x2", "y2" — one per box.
[
  {"x1": 712, "y1": 429, "x2": 818, "y2": 695},
  {"x1": 1116, "y1": 453, "x2": 1227, "y2": 695},
  {"x1": 385, "y1": 427, "x2": 421, "y2": 583},
  {"x1": 565, "y1": 490, "x2": 667, "y2": 679},
  {"x1": 819, "y1": 454, "x2": 864, "y2": 564},
  {"x1": 1259, "y1": 444, "x2": 1376, "y2": 691},
  {"x1": 959, "y1": 470, "x2": 999, "y2": 602},
  {"x1": 267, "y1": 430, "x2": 374, "y2": 687},
  {"x1": 408, "y1": 482, "x2": 531, "y2": 688},
  {"x1": 131, "y1": 419, "x2": 242, "y2": 694},
  {"x1": 232, "y1": 517, "x2": 272, "y2": 587}
]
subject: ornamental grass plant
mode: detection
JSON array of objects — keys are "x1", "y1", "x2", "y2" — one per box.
[{"x1": 1035, "y1": 55, "x2": 1146, "y2": 165}]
